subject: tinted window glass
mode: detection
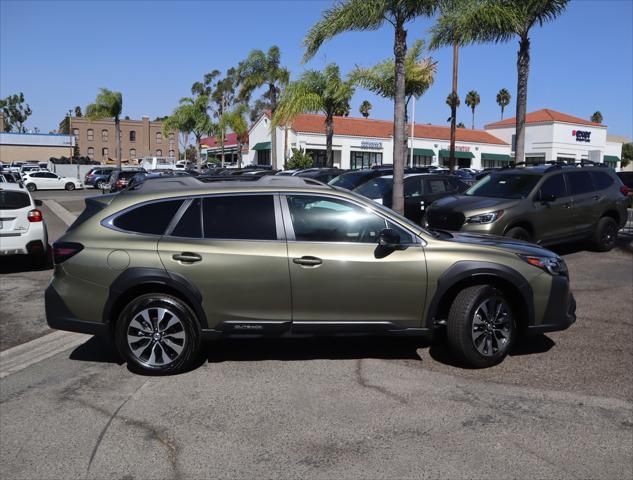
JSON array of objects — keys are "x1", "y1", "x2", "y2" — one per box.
[
  {"x1": 0, "y1": 191, "x2": 31, "y2": 209},
  {"x1": 590, "y1": 171, "x2": 613, "y2": 190},
  {"x1": 203, "y1": 195, "x2": 276, "y2": 240},
  {"x1": 466, "y1": 173, "x2": 540, "y2": 199},
  {"x1": 539, "y1": 174, "x2": 567, "y2": 199},
  {"x1": 30, "y1": 172, "x2": 45, "y2": 178},
  {"x1": 426, "y1": 179, "x2": 448, "y2": 194},
  {"x1": 355, "y1": 177, "x2": 390, "y2": 200},
  {"x1": 113, "y1": 200, "x2": 183, "y2": 235},
  {"x1": 171, "y1": 199, "x2": 201, "y2": 238},
  {"x1": 287, "y1": 195, "x2": 386, "y2": 243},
  {"x1": 42, "y1": 172, "x2": 57, "y2": 178},
  {"x1": 387, "y1": 220, "x2": 414, "y2": 244},
  {"x1": 566, "y1": 172, "x2": 594, "y2": 195},
  {"x1": 404, "y1": 177, "x2": 423, "y2": 197}
]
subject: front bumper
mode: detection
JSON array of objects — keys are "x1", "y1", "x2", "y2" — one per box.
[
  {"x1": 45, "y1": 285, "x2": 108, "y2": 336},
  {"x1": 528, "y1": 275, "x2": 576, "y2": 333}
]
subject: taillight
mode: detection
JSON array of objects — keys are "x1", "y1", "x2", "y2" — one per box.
[
  {"x1": 620, "y1": 185, "x2": 630, "y2": 197},
  {"x1": 27, "y1": 209, "x2": 43, "y2": 222},
  {"x1": 52, "y1": 242, "x2": 84, "y2": 264}
]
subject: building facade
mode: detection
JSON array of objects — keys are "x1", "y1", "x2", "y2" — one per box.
[
  {"x1": 245, "y1": 113, "x2": 511, "y2": 170},
  {"x1": 0, "y1": 132, "x2": 75, "y2": 164},
  {"x1": 70, "y1": 116, "x2": 178, "y2": 163},
  {"x1": 200, "y1": 132, "x2": 247, "y2": 164}
]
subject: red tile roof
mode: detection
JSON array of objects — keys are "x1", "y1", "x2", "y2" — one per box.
[
  {"x1": 290, "y1": 113, "x2": 507, "y2": 145},
  {"x1": 485, "y1": 109, "x2": 605, "y2": 128},
  {"x1": 200, "y1": 132, "x2": 239, "y2": 148}
]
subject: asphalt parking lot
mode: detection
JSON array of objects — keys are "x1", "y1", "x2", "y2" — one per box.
[{"x1": 0, "y1": 190, "x2": 632, "y2": 479}]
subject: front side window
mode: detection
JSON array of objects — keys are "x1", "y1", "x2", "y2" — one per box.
[
  {"x1": 565, "y1": 171, "x2": 593, "y2": 195},
  {"x1": 354, "y1": 177, "x2": 390, "y2": 200},
  {"x1": 113, "y1": 200, "x2": 183, "y2": 235},
  {"x1": 466, "y1": 173, "x2": 540, "y2": 199},
  {"x1": 287, "y1": 195, "x2": 386, "y2": 243},
  {"x1": 426, "y1": 179, "x2": 448, "y2": 194},
  {"x1": 203, "y1": 195, "x2": 276, "y2": 240},
  {"x1": 538, "y1": 174, "x2": 567, "y2": 199}
]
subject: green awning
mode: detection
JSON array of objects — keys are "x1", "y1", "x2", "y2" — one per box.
[
  {"x1": 481, "y1": 153, "x2": 512, "y2": 162},
  {"x1": 603, "y1": 155, "x2": 620, "y2": 163},
  {"x1": 252, "y1": 141, "x2": 271, "y2": 151},
  {"x1": 409, "y1": 148, "x2": 435, "y2": 157},
  {"x1": 439, "y1": 149, "x2": 475, "y2": 159}
]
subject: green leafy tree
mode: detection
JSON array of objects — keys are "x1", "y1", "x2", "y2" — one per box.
[
  {"x1": 286, "y1": 148, "x2": 315, "y2": 170},
  {"x1": 218, "y1": 104, "x2": 249, "y2": 168},
  {"x1": 210, "y1": 69, "x2": 239, "y2": 166},
  {"x1": 359, "y1": 100, "x2": 372, "y2": 118},
  {"x1": 431, "y1": 0, "x2": 569, "y2": 162},
  {"x1": 236, "y1": 46, "x2": 290, "y2": 169},
  {"x1": 496, "y1": 88, "x2": 511, "y2": 119},
  {"x1": 175, "y1": 95, "x2": 215, "y2": 168},
  {"x1": 590, "y1": 111, "x2": 603, "y2": 124},
  {"x1": 86, "y1": 88, "x2": 123, "y2": 167},
  {"x1": 446, "y1": 92, "x2": 461, "y2": 113},
  {"x1": 621, "y1": 142, "x2": 632, "y2": 168},
  {"x1": 303, "y1": 0, "x2": 439, "y2": 214},
  {"x1": 465, "y1": 90, "x2": 480, "y2": 129},
  {"x1": 1, "y1": 92, "x2": 32, "y2": 132},
  {"x1": 273, "y1": 64, "x2": 354, "y2": 168}
]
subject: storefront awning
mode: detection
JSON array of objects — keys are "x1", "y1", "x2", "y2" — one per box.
[
  {"x1": 252, "y1": 142, "x2": 271, "y2": 151},
  {"x1": 409, "y1": 148, "x2": 435, "y2": 156},
  {"x1": 439, "y1": 149, "x2": 475, "y2": 159},
  {"x1": 603, "y1": 155, "x2": 620, "y2": 163},
  {"x1": 481, "y1": 153, "x2": 512, "y2": 162}
]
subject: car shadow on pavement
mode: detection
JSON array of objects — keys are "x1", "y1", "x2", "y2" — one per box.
[
  {"x1": 0, "y1": 248, "x2": 53, "y2": 274},
  {"x1": 69, "y1": 336, "x2": 124, "y2": 365},
  {"x1": 550, "y1": 236, "x2": 632, "y2": 256}
]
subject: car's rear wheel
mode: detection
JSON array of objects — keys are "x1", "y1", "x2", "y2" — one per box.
[
  {"x1": 26, "y1": 183, "x2": 36, "y2": 192},
  {"x1": 96, "y1": 180, "x2": 108, "y2": 190},
  {"x1": 65, "y1": 182, "x2": 75, "y2": 191},
  {"x1": 592, "y1": 216, "x2": 618, "y2": 252},
  {"x1": 447, "y1": 285, "x2": 515, "y2": 368},
  {"x1": 505, "y1": 226, "x2": 531, "y2": 242},
  {"x1": 115, "y1": 294, "x2": 201, "y2": 374}
]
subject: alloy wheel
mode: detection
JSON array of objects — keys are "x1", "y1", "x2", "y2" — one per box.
[
  {"x1": 471, "y1": 296, "x2": 513, "y2": 357},
  {"x1": 126, "y1": 307, "x2": 186, "y2": 367}
]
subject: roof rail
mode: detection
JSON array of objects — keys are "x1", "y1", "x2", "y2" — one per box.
[{"x1": 255, "y1": 175, "x2": 330, "y2": 187}]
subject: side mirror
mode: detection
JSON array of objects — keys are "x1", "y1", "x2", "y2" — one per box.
[
  {"x1": 34, "y1": 199, "x2": 43, "y2": 206},
  {"x1": 378, "y1": 228, "x2": 401, "y2": 248}
]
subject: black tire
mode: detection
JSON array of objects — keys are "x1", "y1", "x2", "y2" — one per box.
[
  {"x1": 591, "y1": 216, "x2": 618, "y2": 252},
  {"x1": 115, "y1": 294, "x2": 201, "y2": 375},
  {"x1": 26, "y1": 183, "x2": 36, "y2": 192},
  {"x1": 65, "y1": 182, "x2": 75, "y2": 191},
  {"x1": 505, "y1": 226, "x2": 531, "y2": 242},
  {"x1": 447, "y1": 285, "x2": 516, "y2": 368},
  {"x1": 96, "y1": 180, "x2": 107, "y2": 190}
]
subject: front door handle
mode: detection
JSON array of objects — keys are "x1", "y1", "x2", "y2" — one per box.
[
  {"x1": 172, "y1": 252, "x2": 202, "y2": 263},
  {"x1": 292, "y1": 256, "x2": 323, "y2": 267}
]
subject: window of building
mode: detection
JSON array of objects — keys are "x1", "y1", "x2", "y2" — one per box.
[
  {"x1": 203, "y1": 195, "x2": 276, "y2": 240},
  {"x1": 525, "y1": 156, "x2": 546, "y2": 165},
  {"x1": 72, "y1": 128, "x2": 79, "y2": 136},
  {"x1": 156, "y1": 149, "x2": 163, "y2": 157},
  {"x1": 156, "y1": 132, "x2": 162, "y2": 144},
  {"x1": 113, "y1": 200, "x2": 184, "y2": 235},
  {"x1": 87, "y1": 147, "x2": 95, "y2": 157},
  {"x1": 169, "y1": 150, "x2": 175, "y2": 158},
  {"x1": 102, "y1": 147, "x2": 108, "y2": 159},
  {"x1": 102, "y1": 129, "x2": 108, "y2": 142},
  {"x1": 87, "y1": 129, "x2": 94, "y2": 141},
  {"x1": 129, "y1": 130, "x2": 136, "y2": 142},
  {"x1": 412, "y1": 155, "x2": 433, "y2": 167},
  {"x1": 482, "y1": 159, "x2": 510, "y2": 169},
  {"x1": 350, "y1": 151, "x2": 383, "y2": 170},
  {"x1": 130, "y1": 148, "x2": 136, "y2": 158},
  {"x1": 257, "y1": 149, "x2": 271, "y2": 166}
]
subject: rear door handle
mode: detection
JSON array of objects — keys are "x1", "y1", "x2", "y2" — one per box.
[
  {"x1": 292, "y1": 256, "x2": 323, "y2": 267},
  {"x1": 172, "y1": 252, "x2": 202, "y2": 263}
]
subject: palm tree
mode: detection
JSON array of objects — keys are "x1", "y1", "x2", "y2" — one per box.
[
  {"x1": 465, "y1": 90, "x2": 480, "y2": 129},
  {"x1": 236, "y1": 46, "x2": 290, "y2": 169},
  {"x1": 351, "y1": 39, "x2": 436, "y2": 169},
  {"x1": 273, "y1": 63, "x2": 354, "y2": 168},
  {"x1": 86, "y1": 88, "x2": 123, "y2": 167},
  {"x1": 218, "y1": 104, "x2": 249, "y2": 168},
  {"x1": 446, "y1": 92, "x2": 460, "y2": 114},
  {"x1": 430, "y1": 0, "x2": 569, "y2": 162},
  {"x1": 496, "y1": 88, "x2": 511, "y2": 119},
  {"x1": 590, "y1": 111, "x2": 603, "y2": 124},
  {"x1": 303, "y1": 0, "x2": 439, "y2": 214},
  {"x1": 165, "y1": 95, "x2": 214, "y2": 169},
  {"x1": 359, "y1": 100, "x2": 372, "y2": 118}
]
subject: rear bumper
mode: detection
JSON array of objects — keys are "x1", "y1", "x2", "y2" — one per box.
[
  {"x1": 0, "y1": 224, "x2": 47, "y2": 255},
  {"x1": 45, "y1": 285, "x2": 108, "y2": 336},
  {"x1": 528, "y1": 276, "x2": 576, "y2": 333}
]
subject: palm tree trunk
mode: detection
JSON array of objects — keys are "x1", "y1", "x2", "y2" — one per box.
[
  {"x1": 220, "y1": 130, "x2": 225, "y2": 167},
  {"x1": 449, "y1": 43, "x2": 458, "y2": 172},
  {"x1": 196, "y1": 135, "x2": 201, "y2": 169},
  {"x1": 115, "y1": 116, "x2": 122, "y2": 169},
  {"x1": 391, "y1": 20, "x2": 407, "y2": 215},
  {"x1": 515, "y1": 36, "x2": 530, "y2": 163},
  {"x1": 237, "y1": 137, "x2": 243, "y2": 168},
  {"x1": 269, "y1": 84, "x2": 278, "y2": 170},
  {"x1": 283, "y1": 125, "x2": 289, "y2": 167},
  {"x1": 325, "y1": 114, "x2": 334, "y2": 168},
  {"x1": 500, "y1": 105, "x2": 504, "y2": 120},
  {"x1": 471, "y1": 108, "x2": 475, "y2": 129}
]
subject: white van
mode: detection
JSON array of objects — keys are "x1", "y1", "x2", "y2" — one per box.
[{"x1": 138, "y1": 157, "x2": 177, "y2": 171}]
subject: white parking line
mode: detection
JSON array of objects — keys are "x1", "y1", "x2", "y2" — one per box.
[
  {"x1": 45, "y1": 200, "x2": 78, "y2": 226},
  {"x1": 0, "y1": 331, "x2": 90, "y2": 379}
]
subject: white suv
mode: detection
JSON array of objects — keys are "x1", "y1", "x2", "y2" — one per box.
[
  {"x1": 0, "y1": 184, "x2": 48, "y2": 260},
  {"x1": 23, "y1": 171, "x2": 83, "y2": 192}
]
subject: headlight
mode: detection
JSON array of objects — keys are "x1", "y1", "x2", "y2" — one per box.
[
  {"x1": 519, "y1": 254, "x2": 568, "y2": 276},
  {"x1": 465, "y1": 210, "x2": 504, "y2": 224}
]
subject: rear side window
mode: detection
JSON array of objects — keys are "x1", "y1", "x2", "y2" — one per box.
[
  {"x1": 404, "y1": 177, "x2": 424, "y2": 197},
  {"x1": 590, "y1": 171, "x2": 614, "y2": 190},
  {"x1": 426, "y1": 179, "x2": 448, "y2": 194},
  {"x1": 203, "y1": 195, "x2": 276, "y2": 240},
  {"x1": 539, "y1": 174, "x2": 568, "y2": 199},
  {"x1": 565, "y1": 171, "x2": 594, "y2": 195},
  {"x1": 113, "y1": 200, "x2": 183, "y2": 235},
  {"x1": 0, "y1": 191, "x2": 31, "y2": 209},
  {"x1": 171, "y1": 199, "x2": 202, "y2": 238}
]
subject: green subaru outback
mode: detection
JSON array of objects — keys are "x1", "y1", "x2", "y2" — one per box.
[
  {"x1": 427, "y1": 163, "x2": 629, "y2": 250},
  {"x1": 46, "y1": 175, "x2": 576, "y2": 374}
]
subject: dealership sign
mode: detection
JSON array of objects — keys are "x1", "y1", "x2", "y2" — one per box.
[
  {"x1": 361, "y1": 140, "x2": 382, "y2": 150},
  {"x1": 573, "y1": 130, "x2": 591, "y2": 143}
]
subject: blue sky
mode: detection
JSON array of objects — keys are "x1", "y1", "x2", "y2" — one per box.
[{"x1": 1, "y1": 0, "x2": 632, "y2": 137}]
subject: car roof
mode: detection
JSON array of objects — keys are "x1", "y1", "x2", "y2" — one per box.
[{"x1": 0, "y1": 183, "x2": 30, "y2": 192}]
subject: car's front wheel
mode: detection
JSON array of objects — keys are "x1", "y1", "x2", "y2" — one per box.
[
  {"x1": 447, "y1": 285, "x2": 515, "y2": 368},
  {"x1": 505, "y1": 226, "x2": 531, "y2": 242},
  {"x1": 26, "y1": 183, "x2": 36, "y2": 192},
  {"x1": 65, "y1": 182, "x2": 75, "y2": 191},
  {"x1": 115, "y1": 294, "x2": 201, "y2": 374}
]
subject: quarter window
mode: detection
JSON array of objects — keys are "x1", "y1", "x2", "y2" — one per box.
[
  {"x1": 565, "y1": 171, "x2": 594, "y2": 195},
  {"x1": 203, "y1": 195, "x2": 276, "y2": 240},
  {"x1": 590, "y1": 171, "x2": 613, "y2": 190},
  {"x1": 287, "y1": 195, "x2": 386, "y2": 243},
  {"x1": 113, "y1": 200, "x2": 183, "y2": 235}
]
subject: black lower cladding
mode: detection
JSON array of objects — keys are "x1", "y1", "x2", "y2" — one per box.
[
  {"x1": 45, "y1": 285, "x2": 108, "y2": 335},
  {"x1": 528, "y1": 275, "x2": 576, "y2": 333}
]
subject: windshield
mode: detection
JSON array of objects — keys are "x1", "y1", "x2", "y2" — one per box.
[
  {"x1": 329, "y1": 172, "x2": 371, "y2": 190},
  {"x1": 354, "y1": 177, "x2": 391, "y2": 199},
  {"x1": 465, "y1": 173, "x2": 540, "y2": 199}
]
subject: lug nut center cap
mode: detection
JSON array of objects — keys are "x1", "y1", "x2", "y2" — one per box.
[{"x1": 152, "y1": 332, "x2": 161, "y2": 341}]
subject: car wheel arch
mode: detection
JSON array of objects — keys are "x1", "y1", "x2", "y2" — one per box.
[
  {"x1": 503, "y1": 220, "x2": 534, "y2": 238},
  {"x1": 600, "y1": 209, "x2": 620, "y2": 225}
]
